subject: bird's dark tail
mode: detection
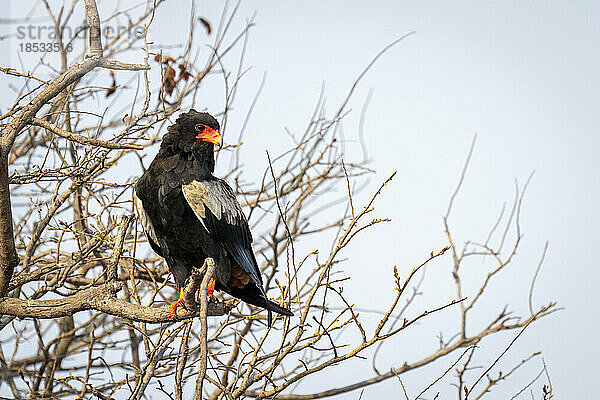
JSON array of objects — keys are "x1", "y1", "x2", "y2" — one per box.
[
  {"x1": 226, "y1": 286, "x2": 293, "y2": 326},
  {"x1": 264, "y1": 299, "x2": 294, "y2": 317}
]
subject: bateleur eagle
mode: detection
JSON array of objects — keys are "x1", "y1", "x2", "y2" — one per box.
[{"x1": 134, "y1": 109, "x2": 293, "y2": 325}]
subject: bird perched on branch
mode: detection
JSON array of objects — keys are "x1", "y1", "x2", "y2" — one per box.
[{"x1": 134, "y1": 109, "x2": 293, "y2": 325}]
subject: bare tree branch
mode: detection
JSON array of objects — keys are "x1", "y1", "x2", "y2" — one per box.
[
  {"x1": 31, "y1": 118, "x2": 143, "y2": 150},
  {"x1": 0, "y1": 282, "x2": 232, "y2": 322}
]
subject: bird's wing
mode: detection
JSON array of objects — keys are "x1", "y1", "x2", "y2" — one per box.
[
  {"x1": 133, "y1": 189, "x2": 164, "y2": 257},
  {"x1": 182, "y1": 178, "x2": 262, "y2": 287}
]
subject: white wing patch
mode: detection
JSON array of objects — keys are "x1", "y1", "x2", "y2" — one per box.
[
  {"x1": 133, "y1": 191, "x2": 161, "y2": 247},
  {"x1": 182, "y1": 180, "x2": 215, "y2": 232},
  {"x1": 182, "y1": 179, "x2": 246, "y2": 230}
]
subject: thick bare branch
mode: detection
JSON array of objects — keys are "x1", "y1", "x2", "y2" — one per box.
[{"x1": 0, "y1": 282, "x2": 232, "y2": 323}]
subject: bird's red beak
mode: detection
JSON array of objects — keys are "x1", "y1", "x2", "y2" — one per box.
[{"x1": 195, "y1": 125, "x2": 222, "y2": 146}]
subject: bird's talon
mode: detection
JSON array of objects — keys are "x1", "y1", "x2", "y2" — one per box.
[{"x1": 165, "y1": 288, "x2": 185, "y2": 319}]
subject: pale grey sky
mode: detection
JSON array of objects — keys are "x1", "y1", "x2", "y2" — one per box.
[
  {"x1": 2, "y1": 1, "x2": 599, "y2": 398},
  {"x1": 213, "y1": 3, "x2": 599, "y2": 397}
]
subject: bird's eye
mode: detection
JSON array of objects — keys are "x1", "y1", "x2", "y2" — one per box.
[{"x1": 195, "y1": 124, "x2": 205, "y2": 132}]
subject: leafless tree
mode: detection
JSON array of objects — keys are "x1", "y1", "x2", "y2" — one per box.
[{"x1": 0, "y1": 1, "x2": 558, "y2": 399}]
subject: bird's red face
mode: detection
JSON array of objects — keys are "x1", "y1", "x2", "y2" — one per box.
[{"x1": 195, "y1": 123, "x2": 222, "y2": 146}]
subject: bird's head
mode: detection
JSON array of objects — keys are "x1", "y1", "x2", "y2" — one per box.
[
  {"x1": 158, "y1": 110, "x2": 222, "y2": 171},
  {"x1": 176, "y1": 109, "x2": 222, "y2": 148}
]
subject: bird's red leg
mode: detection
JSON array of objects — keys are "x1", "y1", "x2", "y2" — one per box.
[
  {"x1": 165, "y1": 288, "x2": 185, "y2": 319},
  {"x1": 165, "y1": 280, "x2": 214, "y2": 319},
  {"x1": 207, "y1": 278, "x2": 216, "y2": 301}
]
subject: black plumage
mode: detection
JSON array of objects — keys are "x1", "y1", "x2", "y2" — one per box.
[{"x1": 134, "y1": 109, "x2": 292, "y2": 324}]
